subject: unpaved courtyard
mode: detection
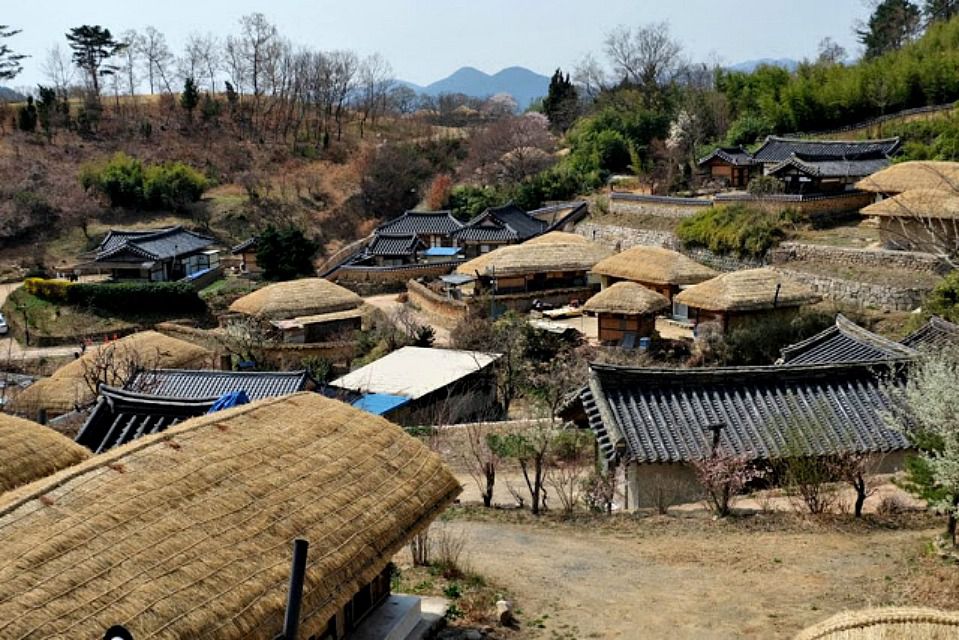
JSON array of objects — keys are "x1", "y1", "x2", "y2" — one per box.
[{"x1": 438, "y1": 515, "x2": 940, "y2": 639}]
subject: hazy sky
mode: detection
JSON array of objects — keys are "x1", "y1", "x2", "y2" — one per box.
[{"x1": 4, "y1": 0, "x2": 870, "y2": 89}]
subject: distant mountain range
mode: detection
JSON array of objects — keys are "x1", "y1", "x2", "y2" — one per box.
[
  {"x1": 397, "y1": 66, "x2": 551, "y2": 110},
  {"x1": 0, "y1": 87, "x2": 25, "y2": 102},
  {"x1": 727, "y1": 58, "x2": 800, "y2": 73}
]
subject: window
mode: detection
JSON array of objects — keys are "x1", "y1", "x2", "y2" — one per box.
[{"x1": 480, "y1": 244, "x2": 491, "y2": 254}]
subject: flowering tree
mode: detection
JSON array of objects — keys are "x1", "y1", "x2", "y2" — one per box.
[{"x1": 691, "y1": 443, "x2": 763, "y2": 516}]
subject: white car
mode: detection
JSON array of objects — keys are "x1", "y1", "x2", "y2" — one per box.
[{"x1": 0, "y1": 313, "x2": 8, "y2": 335}]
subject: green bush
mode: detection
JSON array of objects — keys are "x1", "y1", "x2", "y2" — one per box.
[
  {"x1": 24, "y1": 278, "x2": 205, "y2": 315},
  {"x1": 80, "y1": 152, "x2": 208, "y2": 211},
  {"x1": 256, "y1": 225, "x2": 319, "y2": 281},
  {"x1": 676, "y1": 204, "x2": 788, "y2": 259},
  {"x1": 924, "y1": 271, "x2": 959, "y2": 323}
]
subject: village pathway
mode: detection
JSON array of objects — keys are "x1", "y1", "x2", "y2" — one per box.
[
  {"x1": 436, "y1": 518, "x2": 932, "y2": 639},
  {"x1": 0, "y1": 282, "x2": 85, "y2": 361},
  {"x1": 364, "y1": 293, "x2": 452, "y2": 346}
]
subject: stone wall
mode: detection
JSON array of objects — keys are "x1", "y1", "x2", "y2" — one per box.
[
  {"x1": 330, "y1": 261, "x2": 460, "y2": 295},
  {"x1": 772, "y1": 267, "x2": 928, "y2": 312},
  {"x1": 406, "y1": 279, "x2": 470, "y2": 329},
  {"x1": 715, "y1": 191, "x2": 874, "y2": 219},
  {"x1": 575, "y1": 222, "x2": 680, "y2": 252},
  {"x1": 771, "y1": 242, "x2": 949, "y2": 275},
  {"x1": 609, "y1": 193, "x2": 711, "y2": 218}
]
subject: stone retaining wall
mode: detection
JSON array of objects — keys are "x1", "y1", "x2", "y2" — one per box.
[
  {"x1": 575, "y1": 222, "x2": 680, "y2": 252},
  {"x1": 772, "y1": 267, "x2": 927, "y2": 312},
  {"x1": 609, "y1": 193, "x2": 711, "y2": 218},
  {"x1": 406, "y1": 280, "x2": 470, "y2": 329},
  {"x1": 771, "y1": 242, "x2": 949, "y2": 275}
]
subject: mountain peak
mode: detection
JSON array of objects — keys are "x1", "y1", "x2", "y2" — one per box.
[{"x1": 401, "y1": 66, "x2": 550, "y2": 109}]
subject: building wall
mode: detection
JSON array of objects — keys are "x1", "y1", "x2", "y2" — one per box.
[
  {"x1": 609, "y1": 193, "x2": 712, "y2": 219},
  {"x1": 406, "y1": 280, "x2": 471, "y2": 329},
  {"x1": 878, "y1": 216, "x2": 959, "y2": 255},
  {"x1": 597, "y1": 313, "x2": 657, "y2": 344},
  {"x1": 331, "y1": 262, "x2": 460, "y2": 295}
]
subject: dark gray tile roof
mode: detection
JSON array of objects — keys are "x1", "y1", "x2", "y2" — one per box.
[
  {"x1": 767, "y1": 155, "x2": 890, "y2": 179},
  {"x1": 367, "y1": 234, "x2": 424, "y2": 256},
  {"x1": 75, "y1": 386, "x2": 216, "y2": 453},
  {"x1": 96, "y1": 226, "x2": 215, "y2": 262},
  {"x1": 780, "y1": 315, "x2": 918, "y2": 365},
  {"x1": 231, "y1": 236, "x2": 258, "y2": 253},
  {"x1": 901, "y1": 316, "x2": 959, "y2": 350},
  {"x1": 698, "y1": 146, "x2": 757, "y2": 167},
  {"x1": 130, "y1": 369, "x2": 310, "y2": 401},
  {"x1": 376, "y1": 211, "x2": 463, "y2": 236},
  {"x1": 571, "y1": 362, "x2": 911, "y2": 465},
  {"x1": 752, "y1": 136, "x2": 901, "y2": 164},
  {"x1": 453, "y1": 203, "x2": 546, "y2": 243},
  {"x1": 529, "y1": 201, "x2": 589, "y2": 230}
]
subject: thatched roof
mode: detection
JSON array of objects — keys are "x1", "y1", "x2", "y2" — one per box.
[
  {"x1": 855, "y1": 161, "x2": 959, "y2": 194},
  {"x1": 797, "y1": 607, "x2": 959, "y2": 640},
  {"x1": 8, "y1": 331, "x2": 213, "y2": 416},
  {"x1": 456, "y1": 235, "x2": 611, "y2": 277},
  {"x1": 0, "y1": 414, "x2": 90, "y2": 494},
  {"x1": 860, "y1": 188, "x2": 959, "y2": 219},
  {"x1": 0, "y1": 392, "x2": 460, "y2": 638},
  {"x1": 590, "y1": 246, "x2": 718, "y2": 285},
  {"x1": 229, "y1": 278, "x2": 363, "y2": 320},
  {"x1": 523, "y1": 231, "x2": 591, "y2": 245},
  {"x1": 583, "y1": 282, "x2": 670, "y2": 316},
  {"x1": 674, "y1": 268, "x2": 820, "y2": 312}
]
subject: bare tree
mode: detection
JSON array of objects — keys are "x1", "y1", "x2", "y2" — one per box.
[
  {"x1": 138, "y1": 26, "x2": 175, "y2": 94},
  {"x1": 80, "y1": 340, "x2": 164, "y2": 404},
  {"x1": 118, "y1": 29, "x2": 142, "y2": 99},
  {"x1": 604, "y1": 22, "x2": 684, "y2": 103},
  {"x1": 461, "y1": 422, "x2": 500, "y2": 508},
  {"x1": 572, "y1": 52, "x2": 607, "y2": 100},
  {"x1": 466, "y1": 113, "x2": 556, "y2": 186},
  {"x1": 41, "y1": 44, "x2": 75, "y2": 97},
  {"x1": 545, "y1": 429, "x2": 593, "y2": 515},
  {"x1": 357, "y1": 52, "x2": 394, "y2": 138}
]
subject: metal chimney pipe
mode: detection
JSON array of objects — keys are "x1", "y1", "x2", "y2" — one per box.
[{"x1": 279, "y1": 538, "x2": 310, "y2": 640}]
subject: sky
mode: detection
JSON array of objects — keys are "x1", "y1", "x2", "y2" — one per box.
[{"x1": 3, "y1": 0, "x2": 871, "y2": 90}]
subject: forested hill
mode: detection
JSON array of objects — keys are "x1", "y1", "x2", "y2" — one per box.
[{"x1": 720, "y1": 16, "x2": 959, "y2": 144}]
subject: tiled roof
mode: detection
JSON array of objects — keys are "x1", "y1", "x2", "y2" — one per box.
[
  {"x1": 376, "y1": 211, "x2": 463, "y2": 236},
  {"x1": 529, "y1": 201, "x2": 589, "y2": 229},
  {"x1": 75, "y1": 386, "x2": 216, "y2": 453},
  {"x1": 901, "y1": 316, "x2": 959, "y2": 350},
  {"x1": 96, "y1": 226, "x2": 216, "y2": 262},
  {"x1": 698, "y1": 146, "x2": 757, "y2": 167},
  {"x1": 367, "y1": 234, "x2": 424, "y2": 256},
  {"x1": 569, "y1": 362, "x2": 911, "y2": 465},
  {"x1": 231, "y1": 236, "x2": 257, "y2": 253},
  {"x1": 130, "y1": 369, "x2": 310, "y2": 401},
  {"x1": 753, "y1": 136, "x2": 901, "y2": 164},
  {"x1": 780, "y1": 315, "x2": 918, "y2": 365},
  {"x1": 452, "y1": 203, "x2": 546, "y2": 243},
  {"x1": 767, "y1": 155, "x2": 890, "y2": 179}
]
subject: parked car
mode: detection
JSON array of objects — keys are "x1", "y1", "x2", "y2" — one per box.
[{"x1": 0, "y1": 313, "x2": 8, "y2": 335}]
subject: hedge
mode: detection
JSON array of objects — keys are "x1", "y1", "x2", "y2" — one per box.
[{"x1": 24, "y1": 279, "x2": 205, "y2": 315}]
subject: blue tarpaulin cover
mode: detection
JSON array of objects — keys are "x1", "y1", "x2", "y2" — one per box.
[
  {"x1": 351, "y1": 393, "x2": 410, "y2": 416},
  {"x1": 207, "y1": 390, "x2": 251, "y2": 413},
  {"x1": 423, "y1": 247, "x2": 462, "y2": 257}
]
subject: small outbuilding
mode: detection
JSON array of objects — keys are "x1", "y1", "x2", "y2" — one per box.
[
  {"x1": 674, "y1": 268, "x2": 820, "y2": 333},
  {"x1": 231, "y1": 236, "x2": 261, "y2": 275},
  {"x1": 583, "y1": 282, "x2": 669, "y2": 346},
  {"x1": 860, "y1": 188, "x2": 959, "y2": 253}
]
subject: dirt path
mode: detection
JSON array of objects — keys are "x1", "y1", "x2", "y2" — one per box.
[
  {"x1": 0, "y1": 282, "x2": 82, "y2": 361},
  {"x1": 364, "y1": 293, "x2": 452, "y2": 346},
  {"x1": 442, "y1": 518, "x2": 933, "y2": 639}
]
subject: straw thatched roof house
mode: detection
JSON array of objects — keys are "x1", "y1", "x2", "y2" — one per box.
[
  {"x1": 523, "y1": 230, "x2": 591, "y2": 246},
  {"x1": 0, "y1": 392, "x2": 460, "y2": 639},
  {"x1": 7, "y1": 331, "x2": 214, "y2": 418},
  {"x1": 797, "y1": 607, "x2": 959, "y2": 640},
  {"x1": 0, "y1": 413, "x2": 90, "y2": 494},
  {"x1": 860, "y1": 188, "x2": 959, "y2": 252},
  {"x1": 674, "y1": 268, "x2": 820, "y2": 333},
  {"x1": 855, "y1": 160, "x2": 959, "y2": 194},
  {"x1": 583, "y1": 282, "x2": 669, "y2": 346},
  {"x1": 590, "y1": 246, "x2": 718, "y2": 301},
  {"x1": 229, "y1": 278, "x2": 362, "y2": 320}
]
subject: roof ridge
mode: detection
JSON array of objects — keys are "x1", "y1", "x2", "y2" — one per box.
[
  {"x1": 834, "y1": 315, "x2": 919, "y2": 356},
  {"x1": 590, "y1": 359, "x2": 903, "y2": 380}
]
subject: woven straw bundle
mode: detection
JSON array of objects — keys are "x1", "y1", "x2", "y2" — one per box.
[
  {"x1": 229, "y1": 278, "x2": 362, "y2": 320},
  {"x1": 0, "y1": 392, "x2": 460, "y2": 639},
  {"x1": 796, "y1": 607, "x2": 959, "y2": 640}
]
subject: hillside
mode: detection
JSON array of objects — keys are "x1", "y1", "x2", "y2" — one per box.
[{"x1": 400, "y1": 66, "x2": 550, "y2": 109}]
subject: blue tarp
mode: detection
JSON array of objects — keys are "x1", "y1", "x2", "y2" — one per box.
[
  {"x1": 351, "y1": 393, "x2": 410, "y2": 416},
  {"x1": 207, "y1": 390, "x2": 251, "y2": 413},
  {"x1": 423, "y1": 247, "x2": 462, "y2": 257}
]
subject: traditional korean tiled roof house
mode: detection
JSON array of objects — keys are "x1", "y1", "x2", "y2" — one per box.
[
  {"x1": 451, "y1": 203, "x2": 548, "y2": 258},
  {"x1": 375, "y1": 210, "x2": 463, "y2": 248},
  {"x1": 0, "y1": 393, "x2": 460, "y2": 639},
  {"x1": 231, "y1": 236, "x2": 261, "y2": 275},
  {"x1": 779, "y1": 314, "x2": 919, "y2": 365},
  {"x1": 697, "y1": 146, "x2": 760, "y2": 188},
  {"x1": 0, "y1": 413, "x2": 90, "y2": 494},
  {"x1": 674, "y1": 268, "x2": 821, "y2": 334},
  {"x1": 528, "y1": 200, "x2": 590, "y2": 231},
  {"x1": 583, "y1": 282, "x2": 669, "y2": 347},
  {"x1": 93, "y1": 226, "x2": 218, "y2": 281},
  {"x1": 329, "y1": 346, "x2": 501, "y2": 425},
  {"x1": 589, "y1": 246, "x2": 718, "y2": 301},
  {"x1": 901, "y1": 315, "x2": 959, "y2": 350},
  {"x1": 363, "y1": 233, "x2": 427, "y2": 266},
  {"x1": 562, "y1": 362, "x2": 911, "y2": 509}
]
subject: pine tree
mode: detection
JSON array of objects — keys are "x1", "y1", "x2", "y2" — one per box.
[
  {"x1": 0, "y1": 25, "x2": 26, "y2": 81},
  {"x1": 17, "y1": 96, "x2": 37, "y2": 132},
  {"x1": 180, "y1": 77, "x2": 200, "y2": 119},
  {"x1": 65, "y1": 25, "x2": 127, "y2": 97},
  {"x1": 857, "y1": 0, "x2": 922, "y2": 59},
  {"x1": 924, "y1": 0, "x2": 959, "y2": 23},
  {"x1": 542, "y1": 68, "x2": 579, "y2": 132}
]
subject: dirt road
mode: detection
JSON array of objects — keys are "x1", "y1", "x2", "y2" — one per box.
[
  {"x1": 443, "y1": 517, "x2": 933, "y2": 639},
  {"x1": 364, "y1": 293, "x2": 452, "y2": 346},
  {"x1": 0, "y1": 282, "x2": 80, "y2": 361}
]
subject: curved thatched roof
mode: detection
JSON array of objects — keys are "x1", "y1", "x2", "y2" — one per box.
[
  {"x1": 855, "y1": 161, "x2": 959, "y2": 194},
  {"x1": 0, "y1": 414, "x2": 90, "y2": 494},
  {"x1": 583, "y1": 282, "x2": 670, "y2": 316},
  {"x1": 456, "y1": 235, "x2": 611, "y2": 277},
  {"x1": 229, "y1": 278, "x2": 363, "y2": 320},
  {"x1": 861, "y1": 188, "x2": 959, "y2": 219},
  {"x1": 8, "y1": 331, "x2": 213, "y2": 416},
  {"x1": 675, "y1": 268, "x2": 820, "y2": 312},
  {"x1": 591, "y1": 246, "x2": 718, "y2": 285},
  {"x1": 523, "y1": 231, "x2": 590, "y2": 245},
  {"x1": 0, "y1": 392, "x2": 460, "y2": 639},
  {"x1": 796, "y1": 607, "x2": 959, "y2": 640}
]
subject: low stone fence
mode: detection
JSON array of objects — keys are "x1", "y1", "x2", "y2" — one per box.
[
  {"x1": 771, "y1": 242, "x2": 949, "y2": 276},
  {"x1": 772, "y1": 267, "x2": 928, "y2": 312},
  {"x1": 575, "y1": 222, "x2": 680, "y2": 252},
  {"x1": 609, "y1": 193, "x2": 712, "y2": 218},
  {"x1": 406, "y1": 279, "x2": 470, "y2": 329},
  {"x1": 609, "y1": 190, "x2": 872, "y2": 222},
  {"x1": 331, "y1": 261, "x2": 461, "y2": 295}
]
